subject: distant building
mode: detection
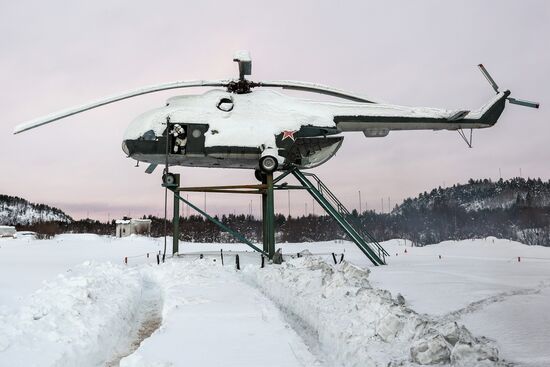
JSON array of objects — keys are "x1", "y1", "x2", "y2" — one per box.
[
  {"x1": 115, "y1": 218, "x2": 152, "y2": 238},
  {"x1": 16, "y1": 231, "x2": 37, "y2": 239},
  {"x1": 0, "y1": 226, "x2": 16, "y2": 238}
]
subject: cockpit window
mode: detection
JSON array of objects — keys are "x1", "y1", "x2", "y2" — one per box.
[
  {"x1": 142, "y1": 130, "x2": 156, "y2": 141},
  {"x1": 216, "y1": 97, "x2": 234, "y2": 112}
]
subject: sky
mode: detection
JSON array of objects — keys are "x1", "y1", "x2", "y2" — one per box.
[{"x1": 0, "y1": 0, "x2": 548, "y2": 221}]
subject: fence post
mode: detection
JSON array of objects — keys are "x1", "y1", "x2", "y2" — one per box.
[
  {"x1": 124, "y1": 256, "x2": 128, "y2": 265},
  {"x1": 220, "y1": 249, "x2": 224, "y2": 266},
  {"x1": 261, "y1": 255, "x2": 265, "y2": 268},
  {"x1": 331, "y1": 253, "x2": 337, "y2": 264},
  {"x1": 339, "y1": 253, "x2": 344, "y2": 263},
  {"x1": 236, "y1": 254, "x2": 240, "y2": 270}
]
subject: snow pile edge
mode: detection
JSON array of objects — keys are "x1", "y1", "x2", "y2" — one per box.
[
  {"x1": 0, "y1": 262, "x2": 158, "y2": 367},
  {"x1": 244, "y1": 257, "x2": 510, "y2": 367}
]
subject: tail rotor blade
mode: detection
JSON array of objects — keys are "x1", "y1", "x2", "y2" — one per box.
[
  {"x1": 478, "y1": 64, "x2": 500, "y2": 93},
  {"x1": 507, "y1": 97, "x2": 540, "y2": 109}
]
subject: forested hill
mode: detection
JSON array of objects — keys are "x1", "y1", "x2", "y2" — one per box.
[
  {"x1": 0, "y1": 194, "x2": 73, "y2": 225},
  {"x1": 3, "y1": 177, "x2": 549, "y2": 247},
  {"x1": 396, "y1": 177, "x2": 550, "y2": 213}
]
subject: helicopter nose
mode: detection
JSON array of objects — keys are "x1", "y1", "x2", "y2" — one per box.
[{"x1": 122, "y1": 140, "x2": 129, "y2": 155}]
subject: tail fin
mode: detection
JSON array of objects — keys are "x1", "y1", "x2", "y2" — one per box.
[
  {"x1": 465, "y1": 90, "x2": 510, "y2": 126},
  {"x1": 470, "y1": 64, "x2": 539, "y2": 125}
]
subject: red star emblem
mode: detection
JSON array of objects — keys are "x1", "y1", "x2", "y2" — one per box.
[{"x1": 282, "y1": 130, "x2": 297, "y2": 141}]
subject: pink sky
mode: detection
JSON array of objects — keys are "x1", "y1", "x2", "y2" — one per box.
[{"x1": 0, "y1": 0, "x2": 548, "y2": 220}]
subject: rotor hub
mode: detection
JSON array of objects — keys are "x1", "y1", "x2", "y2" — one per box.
[{"x1": 227, "y1": 79, "x2": 253, "y2": 94}]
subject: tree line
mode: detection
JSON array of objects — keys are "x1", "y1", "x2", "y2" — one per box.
[{"x1": 8, "y1": 177, "x2": 550, "y2": 246}]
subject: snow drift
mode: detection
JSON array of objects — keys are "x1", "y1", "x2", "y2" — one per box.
[
  {"x1": 244, "y1": 256, "x2": 510, "y2": 366},
  {"x1": 0, "y1": 261, "x2": 162, "y2": 367}
]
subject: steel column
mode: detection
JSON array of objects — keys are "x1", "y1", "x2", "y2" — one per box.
[
  {"x1": 173, "y1": 189, "x2": 180, "y2": 254},
  {"x1": 265, "y1": 173, "x2": 275, "y2": 258},
  {"x1": 262, "y1": 176, "x2": 268, "y2": 255}
]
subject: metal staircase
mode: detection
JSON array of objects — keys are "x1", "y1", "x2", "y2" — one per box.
[{"x1": 291, "y1": 169, "x2": 388, "y2": 266}]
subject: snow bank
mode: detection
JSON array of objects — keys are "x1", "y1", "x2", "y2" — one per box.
[
  {"x1": 244, "y1": 257, "x2": 509, "y2": 367},
  {"x1": 0, "y1": 261, "x2": 161, "y2": 367}
]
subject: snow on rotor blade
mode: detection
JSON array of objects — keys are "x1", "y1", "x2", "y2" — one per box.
[
  {"x1": 256, "y1": 80, "x2": 378, "y2": 103},
  {"x1": 13, "y1": 80, "x2": 230, "y2": 134}
]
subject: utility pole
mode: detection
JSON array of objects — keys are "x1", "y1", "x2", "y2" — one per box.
[
  {"x1": 520, "y1": 168, "x2": 522, "y2": 178},
  {"x1": 312, "y1": 198, "x2": 315, "y2": 216},
  {"x1": 287, "y1": 190, "x2": 291, "y2": 218},
  {"x1": 305, "y1": 202, "x2": 308, "y2": 217},
  {"x1": 359, "y1": 190, "x2": 362, "y2": 214},
  {"x1": 388, "y1": 197, "x2": 390, "y2": 213},
  {"x1": 381, "y1": 198, "x2": 384, "y2": 213}
]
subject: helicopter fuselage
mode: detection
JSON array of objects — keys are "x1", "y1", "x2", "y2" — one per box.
[
  {"x1": 121, "y1": 88, "x2": 508, "y2": 172},
  {"x1": 122, "y1": 89, "x2": 349, "y2": 171}
]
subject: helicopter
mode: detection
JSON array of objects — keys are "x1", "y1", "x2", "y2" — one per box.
[{"x1": 14, "y1": 51, "x2": 539, "y2": 178}]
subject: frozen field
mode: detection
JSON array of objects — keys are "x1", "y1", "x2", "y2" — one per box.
[{"x1": 0, "y1": 235, "x2": 549, "y2": 366}]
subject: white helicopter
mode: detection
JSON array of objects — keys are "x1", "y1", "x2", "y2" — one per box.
[{"x1": 14, "y1": 51, "x2": 539, "y2": 177}]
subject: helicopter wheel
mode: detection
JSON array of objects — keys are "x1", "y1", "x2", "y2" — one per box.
[{"x1": 259, "y1": 155, "x2": 278, "y2": 174}]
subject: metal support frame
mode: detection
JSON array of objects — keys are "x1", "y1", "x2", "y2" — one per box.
[
  {"x1": 457, "y1": 128, "x2": 473, "y2": 148},
  {"x1": 170, "y1": 189, "x2": 267, "y2": 256},
  {"x1": 164, "y1": 168, "x2": 386, "y2": 265}
]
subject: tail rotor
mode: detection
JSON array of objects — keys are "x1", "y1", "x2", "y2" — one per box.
[{"x1": 478, "y1": 64, "x2": 540, "y2": 109}]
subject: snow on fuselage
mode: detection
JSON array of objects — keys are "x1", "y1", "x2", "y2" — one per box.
[
  {"x1": 121, "y1": 88, "x2": 505, "y2": 170},
  {"x1": 122, "y1": 89, "x2": 343, "y2": 170}
]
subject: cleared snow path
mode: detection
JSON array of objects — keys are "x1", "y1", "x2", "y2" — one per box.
[
  {"x1": 119, "y1": 259, "x2": 322, "y2": 367},
  {"x1": 106, "y1": 277, "x2": 163, "y2": 366}
]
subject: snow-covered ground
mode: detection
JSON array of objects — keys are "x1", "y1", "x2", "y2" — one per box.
[{"x1": 0, "y1": 235, "x2": 549, "y2": 366}]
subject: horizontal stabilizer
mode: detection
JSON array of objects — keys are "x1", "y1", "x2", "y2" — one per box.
[{"x1": 447, "y1": 110, "x2": 470, "y2": 121}]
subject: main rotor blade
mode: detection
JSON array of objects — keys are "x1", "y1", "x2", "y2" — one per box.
[
  {"x1": 14, "y1": 80, "x2": 230, "y2": 134},
  {"x1": 254, "y1": 80, "x2": 377, "y2": 103}
]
